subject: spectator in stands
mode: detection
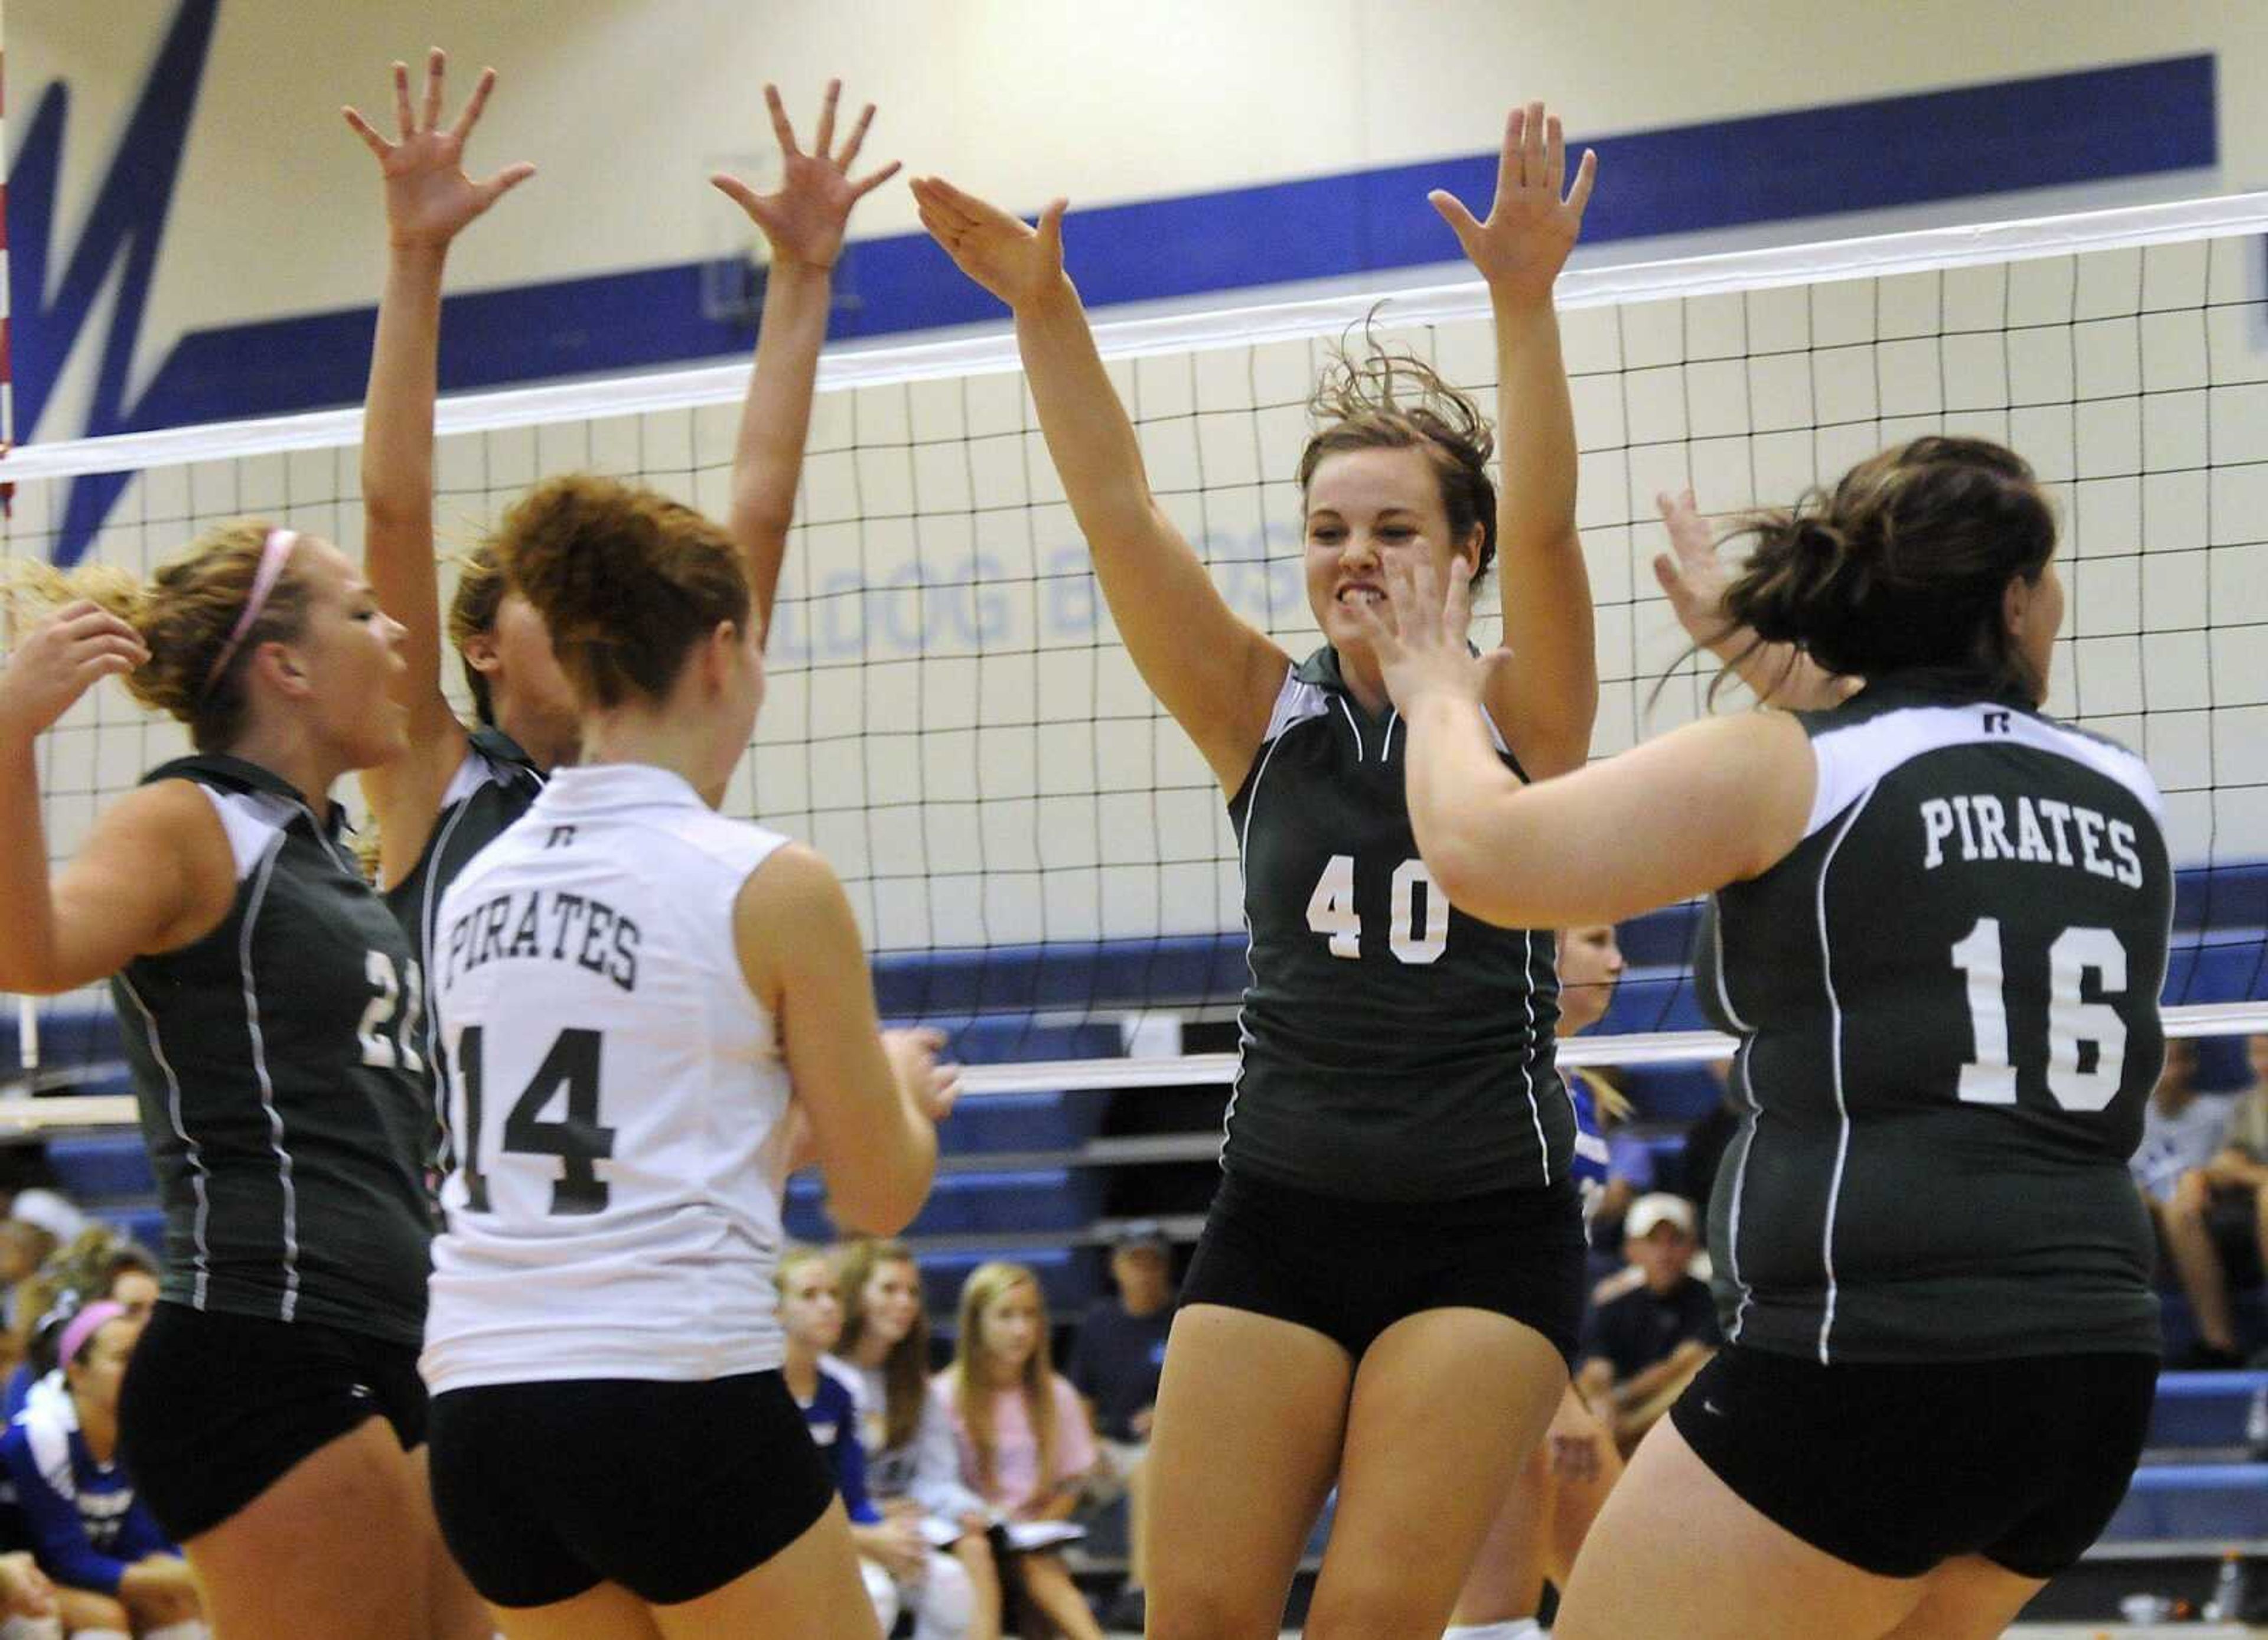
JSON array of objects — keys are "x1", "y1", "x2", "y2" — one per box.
[
  {"x1": 778, "y1": 1247, "x2": 917, "y2": 1637},
  {"x1": 0, "y1": 1303, "x2": 203, "y2": 1638},
  {"x1": 1573, "y1": 1195, "x2": 1720, "y2": 1454},
  {"x1": 835, "y1": 1239, "x2": 999, "y2": 1640},
  {"x1": 938, "y1": 1264, "x2": 1103, "y2": 1640},
  {"x1": 1065, "y1": 1224, "x2": 1173, "y2": 1632},
  {"x1": 8, "y1": 1235, "x2": 159, "y2": 1421},
  {"x1": 2162, "y1": 1036, "x2": 2268, "y2": 1366}
]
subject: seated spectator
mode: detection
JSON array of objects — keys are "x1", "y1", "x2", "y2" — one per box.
[
  {"x1": 1066, "y1": 1223, "x2": 1172, "y2": 1634},
  {"x1": 2159, "y1": 1036, "x2": 2268, "y2": 1366},
  {"x1": 937, "y1": 1264, "x2": 1103, "y2": 1640},
  {"x1": 0, "y1": 1303, "x2": 203, "y2": 1638},
  {"x1": 8, "y1": 1238, "x2": 159, "y2": 1421},
  {"x1": 833, "y1": 1239, "x2": 998, "y2": 1640},
  {"x1": 1574, "y1": 1194, "x2": 1720, "y2": 1455},
  {"x1": 778, "y1": 1248, "x2": 913, "y2": 1637}
]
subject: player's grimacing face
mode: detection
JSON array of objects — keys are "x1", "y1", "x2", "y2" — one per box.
[
  {"x1": 1303, "y1": 446, "x2": 1477, "y2": 656},
  {"x1": 861, "y1": 1258, "x2": 923, "y2": 1345}
]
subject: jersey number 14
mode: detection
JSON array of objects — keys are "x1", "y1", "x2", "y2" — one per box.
[{"x1": 454, "y1": 1025, "x2": 618, "y2": 1215}]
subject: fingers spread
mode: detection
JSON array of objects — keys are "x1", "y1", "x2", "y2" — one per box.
[
  {"x1": 450, "y1": 66, "x2": 498, "y2": 144},
  {"x1": 341, "y1": 106, "x2": 391, "y2": 161},
  {"x1": 421, "y1": 47, "x2": 448, "y2": 133},
  {"x1": 392, "y1": 60, "x2": 415, "y2": 141},
  {"x1": 813, "y1": 78, "x2": 841, "y2": 158},
  {"x1": 838, "y1": 101, "x2": 876, "y2": 169},
  {"x1": 764, "y1": 83, "x2": 800, "y2": 156}
]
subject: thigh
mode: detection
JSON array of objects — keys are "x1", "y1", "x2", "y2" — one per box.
[
  {"x1": 1308, "y1": 1309, "x2": 1566, "y2": 1639},
  {"x1": 1553, "y1": 1418, "x2": 1927, "y2": 1640},
  {"x1": 494, "y1": 1582, "x2": 664, "y2": 1640},
  {"x1": 1876, "y1": 1557, "x2": 2045, "y2": 1640},
  {"x1": 184, "y1": 1417, "x2": 433, "y2": 1640},
  {"x1": 405, "y1": 1441, "x2": 501, "y2": 1640},
  {"x1": 651, "y1": 1497, "x2": 880, "y2": 1640},
  {"x1": 1143, "y1": 1303, "x2": 1351, "y2": 1640},
  {"x1": 1449, "y1": 1443, "x2": 1549, "y2": 1626}
]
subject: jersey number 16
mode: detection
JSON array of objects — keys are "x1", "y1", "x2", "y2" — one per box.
[{"x1": 1951, "y1": 918, "x2": 2130, "y2": 1112}]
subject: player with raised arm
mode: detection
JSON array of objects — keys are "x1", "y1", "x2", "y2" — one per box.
[
  {"x1": 1360, "y1": 435, "x2": 2169, "y2": 1640},
  {"x1": 0, "y1": 529, "x2": 478, "y2": 1636},
  {"x1": 915, "y1": 104, "x2": 1599, "y2": 1638},
  {"x1": 351, "y1": 60, "x2": 894, "y2": 995}
]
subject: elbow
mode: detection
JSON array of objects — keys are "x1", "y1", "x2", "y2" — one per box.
[{"x1": 827, "y1": 1153, "x2": 937, "y2": 1240}]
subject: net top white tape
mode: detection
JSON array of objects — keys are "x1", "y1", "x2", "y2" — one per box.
[{"x1": 9, "y1": 188, "x2": 2268, "y2": 487}]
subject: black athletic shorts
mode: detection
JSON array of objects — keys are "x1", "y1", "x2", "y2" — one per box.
[
  {"x1": 1179, "y1": 1166, "x2": 1588, "y2": 1364},
  {"x1": 1671, "y1": 1344, "x2": 2159, "y2": 1579},
  {"x1": 428, "y1": 1371, "x2": 836, "y2": 1609},
  {"x1": 118, "y1": 1300, "x2": 428, "y2": 1542}
]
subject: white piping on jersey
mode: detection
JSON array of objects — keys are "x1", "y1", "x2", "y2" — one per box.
[
  {"x1": 115, "y1": 973, "x2": 211, "y2": 1310},
  {"x1": 1223, "y1": 722, "x2": 1298, "y2": 1170},
  {"x1": 1721, "y1": 1036, "x2": 1760, "y2": 1343},
  {"x1": 1804, "y1": 705, "x2": 2164, "y2": 840},
  {"x1": 1518, "y1": 928, "x2": 1549, "y2": 1185},
  {"x1": 1813, "y1": 784, "x2": 1879, "y2": 1364},
  {"x1": 1710, "y1": 902, "x2": 1761, "y2": 1342},
  {"x1": 1334, "y1": 697, "x2": 1365, "y2": 761},
  {"x1": 237, "y1": 836, "x2": 302, "y2": 1323},
  {"x1": 418, "y1": 789, "x2": 481, "y2": 1077},
  {"x1": 1380, "y1": 709, "x2": 1399, "y2": 762}
]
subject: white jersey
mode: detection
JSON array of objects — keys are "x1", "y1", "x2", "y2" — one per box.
[{"x1": 422, "y1": 762, "x2": 795, "y2": 1393}]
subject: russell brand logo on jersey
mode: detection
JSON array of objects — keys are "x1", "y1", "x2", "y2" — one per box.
[
  {"x1": 439, "y1": 889, "x2": 643, "y2": 995},
  {"x1": 1918, "y1": 793, "x2": 2145, "y2": 886}
]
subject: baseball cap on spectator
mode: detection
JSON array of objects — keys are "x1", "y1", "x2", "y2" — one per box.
[
  {"x1": 1624, "y1": 1194, "x2": 1696, "y2": 1241},
  {"x1": 1113, "y1": 1220, "x2": 1169, "y2": 1256},
  {"x1": 9, "y1": 1190, "x2": 86, "y2": 1242}
]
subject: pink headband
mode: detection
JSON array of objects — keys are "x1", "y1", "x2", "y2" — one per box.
[
  {"x1": 201, "y1": 527, "x2": 300, "y2": 696},
  {"x1": 57, "y1": 1300, "x2": 126, "y2": 1368}
]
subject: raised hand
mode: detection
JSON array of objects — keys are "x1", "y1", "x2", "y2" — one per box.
[
  {"x1": 344, "y1": 48, "x2": 535, "y2": 252},
  {"x1": 1429, "y1": 102, "x2": 1596, "y2": 308},
  {"x1": 712, "y1": 81, "x2": 900, "y2": 273},
  {"x1": 0, "y1": 601, "x2": 147, "y2": 741},
  {"x1": 910, "y1": 177, "x2": 1067, "y2": 311},
  {"x1": 1345, "y1": 552, "x2": 1493, "y2": 712},
  {"x1": 1652, "y1": 487, "x2": 1735, "y2": 647}
]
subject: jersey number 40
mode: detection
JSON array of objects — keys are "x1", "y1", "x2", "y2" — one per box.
[
  {"x1": 454, "y1": 1026, "x2": 618, "y2": 1215},
  {"x1": 1305, "y1": 855, "x2": 1449, "y2": 964}
]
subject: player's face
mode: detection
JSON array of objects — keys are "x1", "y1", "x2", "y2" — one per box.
[
  {"x1": 284, "y1": 541, "x2": 410, "y2": 769},
  {"x1": 781, "y1": 1263, "x2": 844, "y2": 1352},
  {"x1": 1303, "y1": 446, "x2": 1479, "y2": 658},
  {"x1": 108, "y1": 1269, "x2": 158, "y2": 1325},
  {"x1": 979, "y1": 1282, "x2": 1042, "y2": 1374},
  {"x1": 861, "y1": 1258, "x2": 924, "y2": 1346},
  {"x1": 484, "y1": 591, "x2": 580, "y2": 767},
  {"x1": 1557, "y1": 924, "x2": 1624, "y2": 1036}
]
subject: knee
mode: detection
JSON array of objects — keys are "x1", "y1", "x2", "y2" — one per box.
[
  {"x1": 122, "y1": 1582, "x2": 204, "y2": 1629},
  {"x1": 2168, "y1": 1174, "x2": 2208, "y2": 1220},
  {"x1": 953, "y1": 1531, "x2": 1000, "y2": 1590},
  {"x1": 919, "y1": 1550, "x2": 977, "y2": 1630},
  {"x1": 1146, "y1": 1583, "x2": 1292, "y2": 1640}
]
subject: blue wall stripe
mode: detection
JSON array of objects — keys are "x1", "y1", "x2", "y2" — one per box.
[{"x1": 63, "y1": 53, "x2": 2222, "y2": 426}]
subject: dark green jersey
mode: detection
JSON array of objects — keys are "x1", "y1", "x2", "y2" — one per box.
[
  {"x1": 112, "y1": 757, "x2": 434, "y2": 1345},
  {"x1": 1699, "y1": 682, "x2": 2169, "y2": 1365},
  {"x1": 1223, "y1": 648, "x2": 1569, "y2": 1201},
  {"x1": 383, "y1": 729, "x2": 545, "y2": 1003}
]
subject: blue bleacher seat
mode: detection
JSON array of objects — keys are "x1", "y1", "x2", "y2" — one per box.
[
  {"x1": 2149, "y1": 1371, "x2": 2268, "y2": 1449},
  {"x1": 785, "y1": 1168, "x2": 1103, "y2": 1243},
  {"x1": 2102, "y1": 1463, "x2": 2268, "y2": 1541},
  {"x1": 939, "y1": 1091, "x2": 1104, "y2": 1156},
  {"x1": 47, "y1": 1135, "x2": 154, "y2": 1202}
]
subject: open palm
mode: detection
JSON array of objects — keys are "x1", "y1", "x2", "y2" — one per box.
[
  {"x1": 712, "y1": 81, "x2": 899, "y2": 273},
  {"x1": 344, "y1": 48, "x2": 534, "y2": 251},
  {"x1": 1429, "y1": 102, "x2": 1596, "y2": 307},
  {"x1": 910, "y1": 177, "x2": 1067, "y2": 311}
]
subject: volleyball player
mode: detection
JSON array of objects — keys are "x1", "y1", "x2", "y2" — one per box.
[
  {"x1": 421, "y1": 474, "x2": 955, "y2": 1639},
  {"x1": 0, "y1": 534, "x2": 475, "y2": 1638},
  {"x1": 348, "y1": 57, "x2": 894, "y2": 989},
  {"x1": 915, "y1": 103, "x2": 1600, "y2": 1637},
  {"x1": 1359, "y1": 436, "x2": 2169, "y2": 1639}
]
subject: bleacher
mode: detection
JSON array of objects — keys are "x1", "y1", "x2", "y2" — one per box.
[{"x1": 5, "y1": 866, "x2": 2266, "y2": 1625}]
